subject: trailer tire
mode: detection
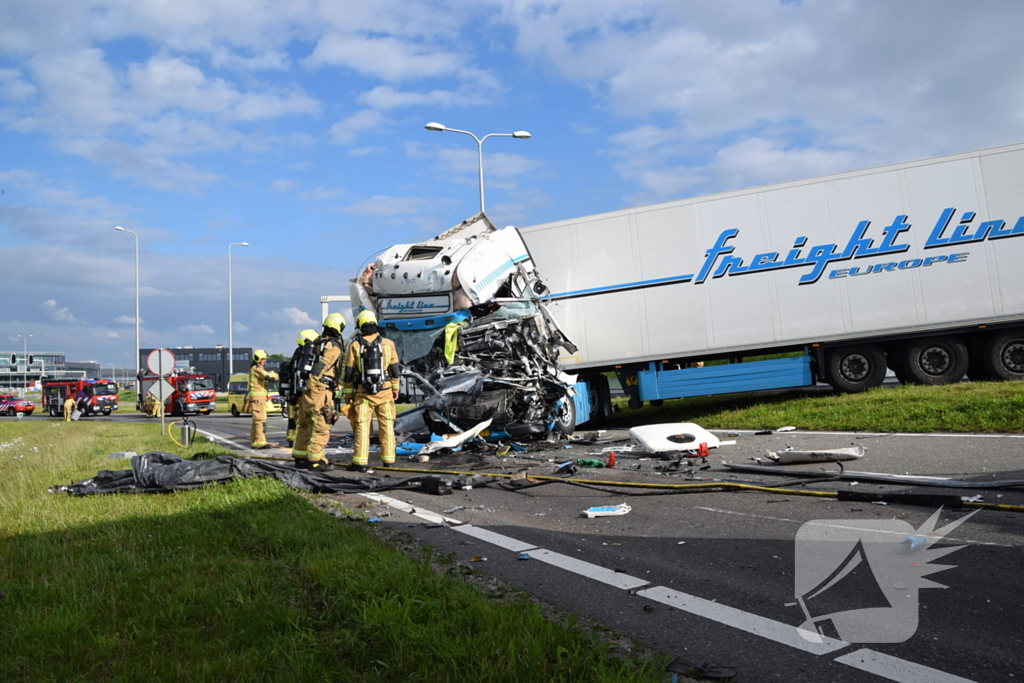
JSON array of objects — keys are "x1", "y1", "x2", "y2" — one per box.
[
  {"x1": 980, "y1": 330, "x2": 1024, "y2": 381},
  {"x1": 825, "y1": 345, "x2": 887, "y2": 392},
  {"x1": 900, "y1": 337, "x2": 968, "y2": 385},
  {"x1": 553, "y1": 396, "x2": 577, "y2": 436}
]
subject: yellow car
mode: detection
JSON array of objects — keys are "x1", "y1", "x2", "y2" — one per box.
[{"x1": 227, "y1": 373, "x2": 284, "y2": 417}]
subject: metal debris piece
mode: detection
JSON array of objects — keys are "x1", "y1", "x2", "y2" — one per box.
[{"x1": 764, "y1": 443, "x2": 865, "y2": 465}]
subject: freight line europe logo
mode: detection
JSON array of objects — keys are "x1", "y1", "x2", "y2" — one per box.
[{"x1": 695, "y1": 208, "x2": 1024, "y2": 286}]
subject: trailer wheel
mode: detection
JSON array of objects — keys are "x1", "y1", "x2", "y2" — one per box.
[
  {"x1": 230, "y1": 404, "x2": 240, "y2": 417},
  {"x1": 901, "y1": 337, "x2": 968, "y2": 385},
  {"x1": 980, "y1": 330, "x2": 1024, "y2": 381},
  {"x1": 825, "y1": 345, "x2": 887, "y2": 392},
  {"x1": 50, "y1": 406, "x2": 59, "y2": 418},
  {"x1": 553, "y1": 396, "x2": 577, "y2": 436}
]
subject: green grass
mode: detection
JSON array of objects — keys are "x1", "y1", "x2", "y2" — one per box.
[
  {"x1": 28, "y1": 377, "x2": 1024, "y2": 433},
  {"x1": 0, "y1": 421, "x2": 664, "y2": 683},
  {"x1": 608, "y1": 380, "x2": 1024, "y2": 433}
]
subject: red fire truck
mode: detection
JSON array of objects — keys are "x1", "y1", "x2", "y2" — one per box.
[
  {"x1": 41, "y1": 379, "x2": 119, "y2": 417},
  {"x1": 136, "y1": 372, "x2": 217, "y2": 416}
]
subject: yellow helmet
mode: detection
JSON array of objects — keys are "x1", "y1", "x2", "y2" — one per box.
[
  {"x1": 296, "y1": 329, "x2": 319, "y2": 346},
  {"x1": 253, "y1": 349, "x2": 268, "y2": 362},
  {"x1": 323, "y1": 312, "x2": 346, "y2": 333},
  {"x1": 356, "y1": 310, "x2": 378, "y2": 328}
]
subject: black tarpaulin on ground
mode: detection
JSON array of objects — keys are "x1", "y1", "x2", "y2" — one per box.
[{"x1": 50, "y1": 452, "x2": 458, "y2": 497}]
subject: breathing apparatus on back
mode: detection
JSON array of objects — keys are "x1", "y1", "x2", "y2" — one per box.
[
  {"x1": 306, "y1": 314, "x2": 346, "y2": 386},
  {"x1": 354, "y1": 310, "x2": 387, "y2": 394}
]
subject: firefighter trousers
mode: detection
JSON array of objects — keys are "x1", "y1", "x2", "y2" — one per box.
[
  {"x1": 351, "y1": 389, "x2": 396, "y2": 466},
  {"x1": 291, "y1": 387, "x2": 331, "y2": 464},
  {"x1": 250, "y1": 397, "x2": 268, "y2": 447},
  {"x1": 286, "y1": 403, "x2": 298, "y2": 444}
]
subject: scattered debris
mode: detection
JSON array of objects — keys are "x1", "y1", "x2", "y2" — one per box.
[
  {"x1": 723, "y1": 461, "x2": 1024, "y2": 489},
  {"x1": 108, "y1": 451, "x2": 137, "y2": 460},
  {"x1": 419, "y1": 418, "x2": 494, "y2": 456},
  {"x1": 582, "y1": 503, "x2": 631, "y2": 518},
  {"x1": 470, "y1": 556, "x2": 487, "y2": 562},
  {"x1": 517, "y1": 553, "x2": 532, "y2": 561},
  {"x1": 629, "y1": 423, "x2": 721, "y2": 454},
  {"x1": 776, "y1": 426, "x2": 796, "y2": 432},
  {"x1": 763, "y1": 443, "x2": 865, "y2": 465}
]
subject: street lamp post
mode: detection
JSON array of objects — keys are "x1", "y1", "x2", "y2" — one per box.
[
  {"x1": 16, "y1": 333, "x2": 31, "y2": 397},
  {"x1": 114, "y1": 226, "x2": 140, "y2": 389},
  {"x1": 228, "y1": 242, "x2": 249, "y2": 377},
  {"x1": 424, "y1": 122, "x2": 531, "y2": 215}
]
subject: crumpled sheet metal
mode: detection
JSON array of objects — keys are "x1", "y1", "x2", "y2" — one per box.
[
  {"x1": 763, "y1": 443, "x2": 865, "y2": 465},
  {"x1": 50, "y1": 452, "x2": 439, "y2": 497}
]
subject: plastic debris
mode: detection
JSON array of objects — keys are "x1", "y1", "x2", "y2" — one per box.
[
  {"x1": 443, "y1": 505, "x2": 467, "y2": 514},
  {"x1": 776, "y1": 426, "x2": 796, "y2": 432},
  {"x1": 765, "y1": 444, "x2": 865, "y2": 465},
  {"x1": 576, "y1": 458, "x2": 607, "y2": 468},
  {"x1": 367, "y1": 517, "x2": 381, "y2": 523},
  {"x1": 583, "y1": 503, "x2": 631, "y2": 518},
  {"x1": 518, "y1": 553, "x2": 532, "y2": 561},
  {"x1": 900, "y1": 535, "x2": 927, "y2": 551},
  {"x1": 470, "y1": 556, "x2": 487, "y2": 562}
]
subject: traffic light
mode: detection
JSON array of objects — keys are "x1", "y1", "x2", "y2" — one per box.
[
  {"x1": 9, "y1": 354, "x2": 15, "y2": 365},
  {"x1": 28, "y1": 355, "x2": 34, "y2": 365}
]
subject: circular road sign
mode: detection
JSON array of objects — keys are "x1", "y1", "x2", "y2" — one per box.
[{"x1": 146, "y1": 348, "x2": 176, "y2": 375}]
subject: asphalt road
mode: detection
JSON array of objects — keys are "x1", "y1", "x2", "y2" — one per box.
[{"x1": 32, "y1": 409, "x2": 1024, "y2": 682}]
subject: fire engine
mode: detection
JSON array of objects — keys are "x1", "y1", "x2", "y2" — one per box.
[
  {"x1": 136, "y1": 371, "x2": 217, "y2": 416},
  {"x1": 41, "y1": 378, "x2": 119, "y2": 417}
]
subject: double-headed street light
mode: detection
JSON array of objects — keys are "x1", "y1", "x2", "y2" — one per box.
[
  {"x1": 228, "y1": 242, "x2": 249, "y2": 377},
  {"x1": 424, "y1": 122, "x2": 531, "y2": 215},
  {"x1": 114, "y1": 226, "x2": 140, "y2": 387}
]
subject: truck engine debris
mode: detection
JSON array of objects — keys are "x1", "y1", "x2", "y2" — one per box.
[{"x1": 350, "y1": 213, "x2": 583, "y2": 437}]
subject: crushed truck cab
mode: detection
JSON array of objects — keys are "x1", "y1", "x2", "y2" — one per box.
[{"x1": 351, "y1": 213, "x2": 589, "y2": 437}]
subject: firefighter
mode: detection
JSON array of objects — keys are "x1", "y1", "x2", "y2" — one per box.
[
  {"x1": 63, "y1": 395, "x2": 75, "y2": 421},
  {"x1": 247, "y1": 349, "x2": 274, "y2": 449},
  {"x1": 343, "y1": 310, "x2": 401, "y2": 471},
  {"x1": 285, "y1": 329, "x2": 320, "y2": 446},
  {"x1": 291, "y1": 314, "x2": 346, "y2": 469}
]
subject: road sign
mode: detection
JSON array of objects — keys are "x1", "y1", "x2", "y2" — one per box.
[
  {"x1": 146, "y1": 348, "x2": 176, "y2": 375},
  {"x1": 148, "y1": 379, "x2": 176, "y2": 401}
]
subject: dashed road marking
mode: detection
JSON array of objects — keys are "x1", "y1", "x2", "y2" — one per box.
[{"x1": 835, "y1": 648, "x2": 977, "y2": 682}]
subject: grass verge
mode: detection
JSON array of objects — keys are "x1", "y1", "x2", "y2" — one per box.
[
  {"x1": 607, "y1": 380, "x2": 1024, "y2": 433},
  {"x1": 0, "y1": 421, "x2": 665, "y2": 682}
]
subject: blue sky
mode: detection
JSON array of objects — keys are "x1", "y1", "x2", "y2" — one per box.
[{"x1": 2, "y1": 0, "x2": 1023, "y2": 369}]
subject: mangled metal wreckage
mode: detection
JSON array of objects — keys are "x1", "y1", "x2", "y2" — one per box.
[{"x1": 350, "y1": 214, "x2": 582, "y2": 438}]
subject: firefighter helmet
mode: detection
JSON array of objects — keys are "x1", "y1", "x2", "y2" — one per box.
[
  {"x1": 296, "y1": 329, "x2": 319, "y2": 346},
  {"x1": 253, "y1": 349, "x2": 268, "y2": 362},
  {"x1": 323, "y1": 312, "x2": 346, "y2": 333},
  {"x1": 356, "y1": 310, "x2": 378, "y2": 328}
]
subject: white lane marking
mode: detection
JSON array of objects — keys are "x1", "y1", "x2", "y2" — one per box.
[
  {"x1": 637, "y1": 586, "x2": 848, "y2": 655},
  {"x1": 452, "y1": 525, "x2": 537, "y2": 553},
  {"x1": 354, "y1": 494, "x2": 981, "y2": 680},
  {"x1": 694, "y1": 506, "x2": 1012, "y2": 547},
  {"x1": 196, "y1": 428, "x2": 243, "y2": 449},
  {"x1": 526, "y1": 549, "x2": 650, "y2": 590},
  {"x1": 835, "y1": 648, "x2": 977, "y2": 682}
]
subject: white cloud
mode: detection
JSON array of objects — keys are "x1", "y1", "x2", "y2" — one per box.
[
  {"x1": 0, "y1": 67, "x2": 36, "y2": 101},
  {"x1": 179, "y1": 324, "x2": 214, "y2": 334},
  {"x1": 42, "y1": 299, "x2": 82, "y2": 324},
  {"x1": 341, "y1": 195, "x2": 429, "y2": 218},
  {"x1": 270, "y1": 179, "x2": 295, "y2": 192},
  {"x1": 262, "y1": 307, "x2": 318, "y2": 327},
  {"x1": 232, "y1": 322, "x2": 249, "y2": 333},
  {"x1": 115, "y1": 315, "x2": 144, "y2": 325},
  {"x1": 296, "y1": 187, "x2": 343, "y2": 201},
  {"x1": 106, "y1": 331, "x2": 119, "y2": 339},
  {"x1": 328, "y1": 109, "x2": 385, "y2": 145},
  {"x1": 304, "y1": 34, "x2": 463, "y2": 82}
]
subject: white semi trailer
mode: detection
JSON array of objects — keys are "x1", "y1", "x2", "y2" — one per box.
[{"x1": 520, "y1": 141, "x2": 1024, "y2": 421}]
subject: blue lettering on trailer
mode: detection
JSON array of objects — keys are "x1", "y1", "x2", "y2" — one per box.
[{"x1": 551, "y1": 209, "x2": 1024, "y2": 301}]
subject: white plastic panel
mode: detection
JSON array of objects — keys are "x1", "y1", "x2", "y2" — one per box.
[
  {"x1": 980, "y1": 149, "x2": 1024, "y2": 315},
  {"x1": 634, "y1": 206, "x2": 708, "y2": 356},
  {"x1": 694, "y1": 194, "x2": 775, "y2": 347},
  {"x1": 903, "y1": 159, "x2": 994, "y2": 323},
  {"x1": 762, "y1": 183, "x2": 847, "y2": 340},
  {"x1": 830, "y1": 170, "x2": 921, "y2": 333}
]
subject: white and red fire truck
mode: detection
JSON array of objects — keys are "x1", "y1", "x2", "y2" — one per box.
[
  {"x1": 41, "y1": 378, "x2": 119, "y2": 417},
  {"x1": 136, "y1": 372, "x2": 217, "y2": 416}
]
